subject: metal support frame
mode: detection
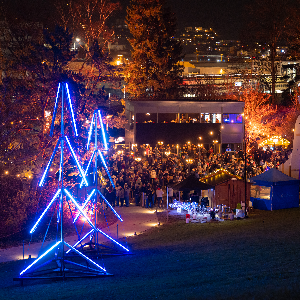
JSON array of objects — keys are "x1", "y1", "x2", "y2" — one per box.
[
  {"x1": 72, "y1": 110, "x2": 129, "y2": 257},
  {"x1": 14, "y1": 84, "x2": 112, "y2": 283}
]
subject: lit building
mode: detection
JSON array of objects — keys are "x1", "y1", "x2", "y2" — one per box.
[{"x1": 125, "y1": 99, "x2": 244, "y2": 152}]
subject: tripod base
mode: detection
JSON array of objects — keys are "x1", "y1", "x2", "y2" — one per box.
[
  {"x1": 75, "y1": 240, "x2": 132, "y2": 257},
  {"x1": 14, "y1": 241, "x2": 111, "y2": 285},
  {"x1": 13, "y1": 257, "x2": 112, "y2": 285}
]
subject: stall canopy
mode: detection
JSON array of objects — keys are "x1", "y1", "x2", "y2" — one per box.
[
  {"x1": 200, "y1": 169, "x2": 250, "y2": 209},
  {"x1": 200, "y1": 168, "x2": 242, "y2": 186},
  {"x1": 250, "y1": 168, "x2": 300, "y2": 210},
  {"x1": 172, "y1": 175, "x2": 213, "y2": 191}
]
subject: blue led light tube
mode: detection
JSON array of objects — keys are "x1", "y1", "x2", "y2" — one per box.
[
  {"x1": 97, "y1": 190, "x2": 123, "y2": 222},
  {"x1": 65, "y1": 189, "x2": 129, "y2": 252},
  {"x1": 73, "y1": 189, "x2": 96, "y2": 223},
  {"x1": 80, "y1": 150, "x2": 95, "y2": 188},
  {"x1": 30, "y1": 189, "x2": 61, "y2": 234},
  {"x1": 64, "y1": 189, "x2": 95, "y2": 229},
  {"x1": 50, "y1": 83, "x2": 61, "y2": 137},
  {"x1": 66, "y1": 229, "x2": 94, "y2": 254},
  {"x1": 96, "y1": 228, "x2": 129, "y2": 252},
  {"x1": 20, "y1": 241, "x2": 61, "y2": 275},
  {"x1": 98, "y1": 150, "x2": 115, "y2": 188},
  {"x1": 65, "y1": 83, "x2": 78, "y2": 136},
  {"x1": 39, "y1": 139, "x2": 60, "y2": 187},
  {"x1": 65, "y1": 136, "x2": 88, "y2": 186},
  {"x1": 98, "y1": 110, "x2": 108, "y2": 150},
  {"x1": 64, "y1": 241, "x2": 106, "y2": 272},
  {"x1": 87, "y1": 114, "x2": 95, "y2": 150}
]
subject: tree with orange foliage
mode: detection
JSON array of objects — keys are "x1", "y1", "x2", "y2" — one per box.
[
  {"x1": 239, "y1": 89, "x2": 276, "y2": 143},
  {"x1": 240, "y1": 87, "x2": 300, "y2": 147}
]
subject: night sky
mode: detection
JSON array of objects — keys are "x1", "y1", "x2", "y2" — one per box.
[
  {"x1": 168, "y1": 0, "x2": 252, "y2": 39},
  {"x1": 3, "y1": 0, "x2": 252, "y2": 39}
]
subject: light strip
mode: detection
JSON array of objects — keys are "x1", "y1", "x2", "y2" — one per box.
[
  {"x1": 87, "y1": 114, "x2": 95, "y2": 150},
  {"x1": 64, "y1": 189, "x2": 95, "y2": 229},
  {"x1": 65, "y1": 136, "x2": 88, "y2": 186},
  {"x1": 65, "y1": 189, "x2": 128, "y2": 252},
  {"x1": 66, "y1": 229, "x2": 93, "y2": 254},
  {"x1": 30, "y1": 189, "x2": 61, "y2": 234},
  {"x1": 80, "y1": 151, "x2": 95, "y2": 188},
  {"x1": 97, "y1": 190, "x2": 123, "y2": 221},
  {"x1": 39, "y1": 139, "x2": 60, "y2": 187},
  {"x1": 50, "y1": 83, "x2": 61, "y2": 137},
  {"x1": 59, "y1": 142, "x2": 63, "y2": 182},
  {"x1": 20, "y1": 241, "x2": 61, "y2": 276},
  {"x1": 98, "y1": 110, "x2": 108, "y2": 150},
  {"x1": 73, "y1": 189, "x2": 96, "y2": 223},
  {"x1": 64, "y1": 241, "x2": 106, "y2": 272},
  {"x1": 65, "y1": 83, "x2": 78, "y2": 136},
  {"x1": 96, "y1": 228, "x2": 129, "y2": 252},
  {"x1": 98, "y1": 150, "x2": 115, "y2": 188}
]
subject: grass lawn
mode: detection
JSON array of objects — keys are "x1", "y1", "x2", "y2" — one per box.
[{"x1": 1, "y1": 208, "x2": 300, "y2": 300}]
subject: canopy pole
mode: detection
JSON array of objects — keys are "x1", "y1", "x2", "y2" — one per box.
[{"x1": 167, "y1": 186, "x2": 169, "y2": 222}]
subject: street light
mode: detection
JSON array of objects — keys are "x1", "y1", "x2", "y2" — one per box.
[
  {"x1": 186, "y1": 158, "x2": 193, "y2": 174},
  {"x1": 74, "y1": 38, "x2": 80, "y2": 50}
]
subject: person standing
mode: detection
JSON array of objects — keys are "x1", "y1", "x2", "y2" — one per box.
[
  {"x1": 156, "y1": 187, "x2": 164, "y2": 208},
  {"x1": 134, "y1": 186, "x2": 141, "y2": 206},
  {"x1": 124, "y1": 183, "x2": 130, "y2": 207},
  {"x1": 168, "y1": 186, "x2": 173, "y2": 203},
  {"x1": 119, "y1": 185, "x2": 125, "y2": 207}
]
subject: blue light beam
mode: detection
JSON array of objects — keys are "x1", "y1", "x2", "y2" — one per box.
[
  {"x1": 80, "y1": 151, "x2": 95, "y2": 188},
  {"x1": 73, "y1": 189, "x2": 96, "y2": 223},
  {"x1": 64, "y1": 189, "x2": 129, "y2": 252},
  {"x1": 50, "y1": 83, "x2": 61, "y2": 137},
  {"x1": 64, "y1": 241, "x2": 106, "y2": 272},
  {"x1": 97, "y1": 111, "x2": 108, "y2": 150},
  {"x1": 64, "y1": 189, "x2": 95, "y2": 229},
  {"x1": 20, "y1": 241, "x2": 61, "y2": 276},
  {"x1": 65, "y1": 136, "x2": 88, "y2": 186},
  {"x1": 66, "y1": 229, "x2": 93, "y2": 254},
  {"x1": 87, "y1": 114, "x2": 95, "y2": 150},
  {"x1": 39, "y1": 140, "x2": 60, "y2": 187},
  {"x1": 96, "y1": 228, "x2": 129, "y2": 252},
  {"x1": 97, "y1": 190, "x2": 123, "y2": 222},
  {"x1": 98, "y1": 150, "x2": 115, "y2": 188},
  {"x1": 65, "y1": 83, "x2": 78, "y2": 136},
  {"x1": 30, "y1": 189, "x2": 61, "y2": 234}
]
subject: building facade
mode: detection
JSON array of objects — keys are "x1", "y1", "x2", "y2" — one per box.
[{"x1": 125, "y1": 99, "x2": 245, "y2": 152}]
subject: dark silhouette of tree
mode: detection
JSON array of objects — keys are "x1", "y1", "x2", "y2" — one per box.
[
  {"x1": 125, "y1": 0, "x2": 183, "y2": 98},
  {"x1": 244, "y1": 0, "x2": 294, "y2": 104}
]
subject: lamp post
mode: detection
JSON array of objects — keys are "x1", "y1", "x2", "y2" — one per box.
[
  {"x1": 158, "y1": 141, "x2": 163, "y2": 159},
  {"x1": 186, "y1": 158, "x2": 193, "y2": 174},
  {"x1": 74, "y1": 37, "x2": 80, "y2": 50},
  {"x1": 244, "y1": 117, "x2": 248, "y2": 217}
]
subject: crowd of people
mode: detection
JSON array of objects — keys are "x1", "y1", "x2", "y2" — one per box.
[{"x1": 97, "y1": 143, "x2": 291, "y2": 208}]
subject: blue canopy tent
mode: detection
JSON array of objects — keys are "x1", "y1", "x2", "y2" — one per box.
[{"x1": 250, "y1": 168, "x2": 300, "y2": 210}]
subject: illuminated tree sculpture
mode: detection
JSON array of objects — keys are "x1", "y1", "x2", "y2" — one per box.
[
  {"x1": 69, "y1": 109, "x2": 129, "y2": 255},
  {"x1": 15, "y1": 83, "x2": 113, "y2": 282}
]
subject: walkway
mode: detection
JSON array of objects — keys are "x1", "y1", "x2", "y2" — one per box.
[{"x1": 0, "y1": 205, "x2": 160, "y2": 263}]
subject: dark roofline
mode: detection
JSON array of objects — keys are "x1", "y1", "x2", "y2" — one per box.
[{"x1": 127, "y1": 98, "x2": 242, "y2": 103}]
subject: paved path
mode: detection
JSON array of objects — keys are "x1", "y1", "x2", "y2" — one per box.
[{"x1": 0, "y1": 205, "x2": 160, "y2": 263}]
